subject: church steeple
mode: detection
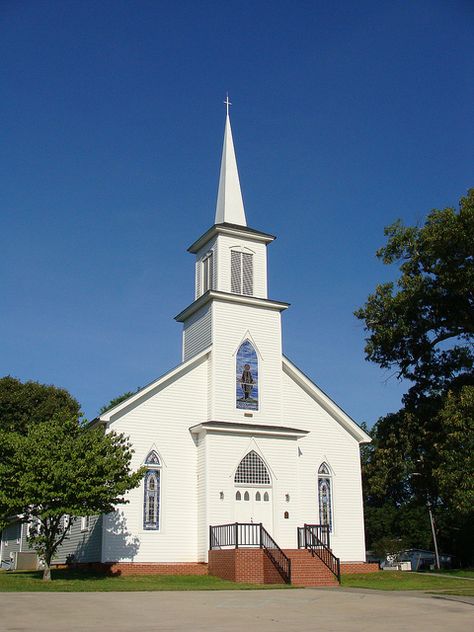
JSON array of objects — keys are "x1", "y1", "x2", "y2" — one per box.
[{"x1": 214, "y1": 96, "x2": 247, "y2": 226}]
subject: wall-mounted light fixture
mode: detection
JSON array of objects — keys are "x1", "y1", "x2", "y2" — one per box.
[
  {"x1": 285, "y1": 493, "x2": 290, "y2": 502},
  {"x1": 219, "y1": 491, "x2": 224, "y2": 500}
]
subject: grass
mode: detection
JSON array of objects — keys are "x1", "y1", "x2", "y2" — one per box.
[
  {"x1": 341, "y1": 571, "x2": 474, "y2": 597},
  {"x1": 426, "y1": 568, "x2": 474, "y2": 579},
  {"x1": 0, "y1": 568, "x2": 291, "y2": 592},
  {"x1": 3, "y1": 569, "x2": 473, "y2": 596}
]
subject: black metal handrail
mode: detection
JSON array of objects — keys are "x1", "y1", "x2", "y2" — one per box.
[
  {"x1": 298, "y1": 524, "x2": 330, "y2": 549},
  {"x1": 260, "y1": 524, "x2": 291, "y2": 584},
  {"x1": 210, "y1": 522, "x2": 261, "y2": 549},
  {"x1": 209, "y1": 522, "x2": 291, "y2": 584},
  {"x1": 303, "y1": 524, "x2": 340, "y2": 583}
]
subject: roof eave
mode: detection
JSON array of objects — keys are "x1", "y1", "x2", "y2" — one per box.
[
  {"x1": 99, "y1": 347, "x2": 212, "y2": 422},
  {"x1": 175, "y1": 290, "x2": 289, "y2": 322},
  {"x1": 282, "y1": 356, "x2": 372, "y2": 444},
  {"x1": 187, "y1": 223, "x2": 276, "y2": 254}
]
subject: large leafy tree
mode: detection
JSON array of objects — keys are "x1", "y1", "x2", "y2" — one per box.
[
  {"x1": 356, "y1": 190, "x2": 474, "y2": 564},
  {"x1": 0, "y1": 377, "x2": 144, "y2": 580},
  {"x1": 2, "y1": 415, "x2": 144, "y2": 580},
  {"x1": 0, "y1": 376, "x2": 81, "y2": 434},
  {"x1": 0, "y1": 377, "x2": 81, "y2": 526},
  {"x1": 355, "y1": 189, "x2": 474, "y2": 401}
]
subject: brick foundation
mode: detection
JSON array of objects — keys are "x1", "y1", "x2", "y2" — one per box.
[
  {"x1": 340, "y1": 561, "x2": 380, "y2": 574},
  {"x1": 208, "y1": 549, "x2": 285, "y2": 584},
  {"x1": 74, "y1": 562, "x2": 208, "y2": 576}
]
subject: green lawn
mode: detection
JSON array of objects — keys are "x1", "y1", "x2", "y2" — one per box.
[
  {"x1": 0, "y1": 569, "x2": 291, "y2": 592},
  {"x1": 427, "y1": 569, "x2": 474, "y2": 579},
  {"x1": 342, "y1": 571, "x2": 474, "y2": 597}
]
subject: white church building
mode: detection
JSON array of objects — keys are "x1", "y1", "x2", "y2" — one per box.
[
  {"x1": 91, "y1": 106, "x2": 373, "y2": 584},
  {"x1": 1, "y1": 106, "x2": 375, "y2": 583}
]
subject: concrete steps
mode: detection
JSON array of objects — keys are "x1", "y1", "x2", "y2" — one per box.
[{"x1": 283, "y1": 549, "x2": 339, "y2": 587}]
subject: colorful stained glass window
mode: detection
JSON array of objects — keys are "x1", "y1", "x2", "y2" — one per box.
[
  {"x1": 143, "y1": 451, "x2": 161, "y2": 530},
  {"x1": 236, "y1": 340, "x2": 258, "y2": 411},
  {"x1": 318, "y1": 463, "x2": 332, "y2": 532}
]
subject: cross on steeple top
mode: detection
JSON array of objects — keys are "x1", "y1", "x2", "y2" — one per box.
[
  {"x1": 224, "y1": 93, "x2": 232, "y2": 116},
  {"x1": 215, "y1": 94, "x2": 246, "y2": 226}
]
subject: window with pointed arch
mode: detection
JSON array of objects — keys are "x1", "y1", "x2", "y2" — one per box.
[
  {"x1": 234, "y1": 450, "x2": 270, "y2": 485},
  {"x1": 236, "y1": 340, "x2": 258, "y2": 411},
  {"x1": 318, "y1": 463, "x2": 333, "y2": 532},
  {"x1": 143, "y1": 450, "x2": 161, "y2": 530}
]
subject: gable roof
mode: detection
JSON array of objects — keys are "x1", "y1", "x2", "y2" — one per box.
[
  {"x1": 98, "y1": 347, "x2": 211, "y2": 423},
  {"x1": 282, "y1": 355, "x2": 371, "y2": 444}
]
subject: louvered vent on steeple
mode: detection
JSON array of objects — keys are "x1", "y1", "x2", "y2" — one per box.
[
  {"x1": 242, "y1": 253, "x2": 253, "y2": 295},
  {"x1": 231, "y1": 251, "x2": 253, "y2": 296}
]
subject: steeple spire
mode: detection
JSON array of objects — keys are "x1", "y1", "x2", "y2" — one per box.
[{"x1": 215, "y1": 96, "x2": 247, "y2": 226}]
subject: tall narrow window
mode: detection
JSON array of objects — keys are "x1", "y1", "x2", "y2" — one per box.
[
  {"x1": 80, "y1": 516, "x2": 91, "y2": 532},
  {"x1": 202, "y1": 252, "x2": 213, "y2": 293},
  {"x1": 318, "y1": 463, "x2": 333, "y2": 532},
  {"x1": 143, "y1": 450, "x2": 161, "y2": 530},
  {"x1": 236, "y1": 340, "x2": 258, "y2": 410},
  {"x1": 231, "y1": 251, "x2": 253, "y2": 296}
]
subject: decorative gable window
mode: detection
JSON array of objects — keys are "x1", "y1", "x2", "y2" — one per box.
[
  {"x1": 235, "y1": 451, "x2": 270, "y2": 485},
  {"x1": 143, "y1": 450, "x2": 161, "y2": 530},
  {"x1": 231, "y1": 250, "x2": 253, "y2": 296},
  {"x1": 318, "y1": 462, "x2": 333, "y2": 532},
  {"x1": 202, "y1": 252, "x2": 214, "y2": 293}
]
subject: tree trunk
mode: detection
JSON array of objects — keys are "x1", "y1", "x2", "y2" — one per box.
[{"x1": 42, "y1": 561, "x2": 51, "y2": 581}]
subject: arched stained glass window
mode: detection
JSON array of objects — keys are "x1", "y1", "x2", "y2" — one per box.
[
  {"x1": 143, "y1": 450, "x2": 161, "y2": 530},
  {"x1": 263, "y1": 492, "x2": 269, "y2": 502},
  {"x1": 255, "y1": 492, "x2": 261, "y2": 501},
  {"x1": 145, "y1": 450, "x2": 160, "y2": 466},
  {"x1": 236, "y1": 491, "x2": 241, "y2": 501},
  {"x1": 318, "y1": 462, "x2": 333, "y2": 532},
  {"x1": 234, "y1": 451, "x2": 270, "y2": 485},
  {"x1": 236, "y1": 340, "x2": 258, "y2": 411},
  {"x1": 244, "y1": 491, "x2": 250, "y2": 501}
]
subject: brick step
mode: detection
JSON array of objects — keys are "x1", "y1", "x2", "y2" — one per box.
[{"x1": 282, "y1": 549, "x2": 339, "y2": 587}]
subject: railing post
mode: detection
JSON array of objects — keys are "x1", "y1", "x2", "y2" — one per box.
[
  {"x1": 235, "y1": 522, "x2": 239, "y2": 549},
  {"x1": 304, "y1": 523, "x2": 307, "y2": 549},
  {"x1": 259, "y1": 522, "x2": 263, "y2": 548},
  {"x1": 209, "y1": 525, "x2": 212, "y2": 550}
]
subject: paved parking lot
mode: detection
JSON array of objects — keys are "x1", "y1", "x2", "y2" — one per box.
[{"x1": 1, "y1": 588, "x2": 473, "y2": 632}]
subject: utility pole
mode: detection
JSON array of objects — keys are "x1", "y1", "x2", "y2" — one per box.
[{"x1": 427, "y1": 501, "x2": 440, "y2": 570}]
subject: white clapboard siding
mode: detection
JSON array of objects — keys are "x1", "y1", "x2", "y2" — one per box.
[
  {"x1": 183, "y1": 304, "x2": 212, "y2": 362},
  {"x1": 281, "y1": 368, "x2": 367, "y2": 562},
  {"x1": 210, "y1": 300, "x2": 283, "y2": 423},
  {"x1": 102, "y1": 355, "x2": 209, "y2": 563}
]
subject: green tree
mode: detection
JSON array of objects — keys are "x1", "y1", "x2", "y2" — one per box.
[
  {"x1": 355, "y1": 189, "x2": 474, "y2": 401},
  {"x1": 3, "y1": 415, "x2": 144, "y2": 580},
  {"x1": 433, "y1": 386, "x2": 474, "y2": 514},
  {"x1": 0, "y1": 377, "x2": 81, "y2": 526},
  {"x1": 357, "y1": 190, "x2": 474, "y2": 564},
  {"x1": 0, "y1": 376, "x2": 81, "y2": 434},
  {"x1": 99, "y1": 389, "x2": 140, "y2": 415}
]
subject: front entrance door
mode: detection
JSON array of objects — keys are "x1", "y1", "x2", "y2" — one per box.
[{"x1": 234, "y1": 488, "x2": 273, "y2": 531}]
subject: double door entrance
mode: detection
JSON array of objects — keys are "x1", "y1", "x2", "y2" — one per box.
[{"x1": 234, "y1": 487, "x2": 273, "y2": 531}]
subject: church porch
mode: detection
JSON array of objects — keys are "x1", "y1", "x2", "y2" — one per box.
[{"x1": 208, "y1": 522, "x2": 341, "y2": 587}]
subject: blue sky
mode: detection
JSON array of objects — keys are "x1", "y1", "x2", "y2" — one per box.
[{"x1": 1, "y1": 1, "x2": 473, "y2": 425}]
